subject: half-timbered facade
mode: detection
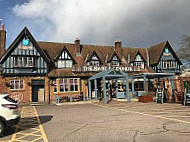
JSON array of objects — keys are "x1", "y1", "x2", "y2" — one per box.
[{"x1": 0, "y1": 26, "x2": 183, "y2": 103}]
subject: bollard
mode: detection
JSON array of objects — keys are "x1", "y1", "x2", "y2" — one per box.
[
  {"x1": 108, "y1": 94, "x2": 111, "y2": 100},
  {"x1": 56, "y1": 96, "x2": 60, "y2": 103},
  {"x1": 70, "y1": 95, "x2": 73, "y2": 102},
  {"x1": 83, "y1": 94, "x2": 86, "y2": 102}
]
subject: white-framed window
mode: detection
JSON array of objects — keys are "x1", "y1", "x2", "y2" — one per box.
[
  {"x1": 13, "y1": 56, "x2": 35, "y2": 67},
  {"x1": 110, "y1": 55, "x2": 120, "y2": 67},
  {"x1": 59, "y1": 78, "x2": 79, "y2": 92},
  {"x1": 60, "y1": 79, "x2": 69, "y2": 92},
  {"x1": 111, "y1": 61, "x2": 120, "y2": 66},
  {"x1": 89, "y1": 60, "x2": 100, "y2": 66},
  {"x1": 10, "y1": 80, "x2": 24, "y2": 90},
  {"x1": 88, "y1": 53, "x2": 100, "y2": 66},
  {"x1": 57, "y1": 50, "x2": 73, "y2": 68},
  {"x1": 57, "y1": 60, "x2": 73, "y2": 68},
  {"x1": 133, "y1": 54, "x2": 145, "y2": 69},
  {"x1": 70, "y1": 78, "x2": 78, "y2": 92}
]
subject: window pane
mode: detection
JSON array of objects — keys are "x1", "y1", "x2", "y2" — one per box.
[
  {"x1": 14, "y1": 57, "x2": 18, "y2": 66},
  {"x1": 64, "y1": 79, "x2": 67, "y2": 83},
  {"x1": 74, "y1": 79, "x2": 78, "y2": 84},
  {"x1": 59, "y1": 79, "x2": 63, "y2": 84},
  {"x1": 28, "y1": 57, "x2": 33, "y2": 66},
  {"x1": 10, "y1": 81, "x2": 14, "y2": 89},
  {"x1": 70, "y1": 79, "x2": 73, "y2": 83},
  {"x1": 65, "y1": 85, "x2": 69, "y2": 91},
  {"x1": 54, "y1": 85, "x2": 57, "y2": 92},
  {"x1": 60, "y1": 85, "x2": 64, "y2": 92},
  {"x1": 70, "y1": 85, "x2": 74, "y2": 91},
  {"x1": 15, "y1": 81, "x2": 19, "y2": 89},
  {"x1": 20, "y1": 80, "x2": 23, "y2": 89},
  {"x1": 24, "y1": 57, "x2": 27, "y2": 66},
  {"x1": 18, "y1": 57, "x2": 22, "y2": 66},
  {"x1": 75, "y1": 85, "x2": 78, "y2": 91}
]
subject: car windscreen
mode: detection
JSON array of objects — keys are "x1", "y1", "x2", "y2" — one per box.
[{"x1": 4, "y1": 95, "x2": 17, "y2": 103}]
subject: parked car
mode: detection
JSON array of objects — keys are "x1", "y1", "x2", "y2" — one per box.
[{"x1": 0, "y1": 94, "x2": 20, "y2": 136}]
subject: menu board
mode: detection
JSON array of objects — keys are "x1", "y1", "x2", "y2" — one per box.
[
  {"x1": 185, "y1": 93, "x2": 190, "y2": 106},
  {"x1": 157, "y1": 91, "x2": 163, "y2": 103}
]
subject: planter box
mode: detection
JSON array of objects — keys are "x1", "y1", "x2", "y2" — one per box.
[{"x1": 138, "y1": 96, "x2": 153, "y2": 103}]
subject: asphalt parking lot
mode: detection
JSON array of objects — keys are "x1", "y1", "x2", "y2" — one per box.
[
  {"x1": 38, "y1": 101, "x2": 190, "y2": 142},
  {"x1": 1, "y1": 101, "x2": 190, "y2": 142}
]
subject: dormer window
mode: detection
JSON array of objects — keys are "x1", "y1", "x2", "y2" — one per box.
[
  {"x1": 110, "y1": 54, "x2": 120, "y2": 67},
  {"x1": 56, "y1": 48, "x2": 75, "y2": 69},
  {"x1": 132, "y1": 54, "x2": 145, "y2": 69},
  {"x1": 87, "y1": 51, "x2": 100, "y2": 66},
  {"x1": 111, "y1": 61, "x2": 120, "y2": 66}
]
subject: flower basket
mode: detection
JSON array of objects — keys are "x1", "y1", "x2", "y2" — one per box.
[{"x1": 138, "y1": 92, "x2": 153, "y2": 103}]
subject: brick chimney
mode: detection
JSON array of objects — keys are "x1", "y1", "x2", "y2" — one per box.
[
  {"x1": 75, "y1": 37, "x2": 81, "y2": 56},
  {"x1": 0, "y1": 24, "x2": 6, "y2": 58},
  {"x1": 114, "y1": 39, "x2": 122, "y2": 55}
]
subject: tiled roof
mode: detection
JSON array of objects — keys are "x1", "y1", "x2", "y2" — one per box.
[
  {"x1": 148, "y1": 41, "x2": 168, "y2": 65},
  {"x1": 37, "y1": 40, "x2": 180, "y2": 67}
]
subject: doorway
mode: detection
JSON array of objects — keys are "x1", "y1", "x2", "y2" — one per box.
[{"x1": 32, "y1": 80, "x2": 45, "y2": 102}]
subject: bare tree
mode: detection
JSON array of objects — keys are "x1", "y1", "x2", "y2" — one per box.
[{"x1": 178, "y1": 35, "x2": 190, "y2": 62}]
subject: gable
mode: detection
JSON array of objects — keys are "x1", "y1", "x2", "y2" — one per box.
[
  {"x1": 134, "y1": 54, "x2": 143, "y2": 61},
  {"x1": 87, "y1": 51, "x2": 101, "y2": 63},
  {"x1": 158, "y1": 42, "x2": 182, "y2": 65},
  {"x1": 54, "y1": 47, "x2": 76, "y2": 63},
  {"x1": 0, "y1": 27, "x2": 50, "y2": 76},
  {"x1": 0, "y1": 27, "x2": 50, "y2": 64},
  {"x1": 108, "y1": 52, "x2": 121, "y2": 62}
]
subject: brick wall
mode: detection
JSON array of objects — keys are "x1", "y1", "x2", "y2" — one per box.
[{"x1": 0, "y1": 76, "x2": 50, "y2": 103}]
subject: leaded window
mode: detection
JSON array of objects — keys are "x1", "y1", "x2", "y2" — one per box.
[
  {"x1": 57, "y1": 50, "x2": 73, "y2": 68},
  {"x1": 13, "y1": 56, "x2": 35, "y2": 67}
]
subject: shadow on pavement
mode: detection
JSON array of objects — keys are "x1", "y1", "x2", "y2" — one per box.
[{"x1": 1, "y1": 115, "x2": 53, "y2": 137}]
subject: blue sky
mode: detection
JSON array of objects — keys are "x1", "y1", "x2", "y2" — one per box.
[
  {"x1": 0, "y1": 0, "x2": 28, "y2": 47},
  {"x1": 1, "y1": 0, "x2": 190, "y2": 50}
]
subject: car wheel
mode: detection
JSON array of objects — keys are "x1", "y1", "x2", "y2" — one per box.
[{"x1": 0, "y1": 121, "x2": 5, "y2": 136}]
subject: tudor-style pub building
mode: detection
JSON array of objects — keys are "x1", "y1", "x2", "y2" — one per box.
[{"x1": 0, "y1": 25, "x2": 182, "y2": 103}]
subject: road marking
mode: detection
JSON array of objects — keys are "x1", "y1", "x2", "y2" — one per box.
[
  {"x1": 33, "y1": 106, "x2": 49, "y2": 142},
  {"x1": 11, "y1": 106, "x2": 25, "y2": 141},
  {"x1": 9, "y1": 106, "x2": 48, "y2": 142},
  {"x1": 93, "y1": 104, "x2": 190, "y2": 124}
]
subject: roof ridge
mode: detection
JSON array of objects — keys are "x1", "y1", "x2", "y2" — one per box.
[
  {"x1": 148, "y1": 40, "x2": 168, "y2": 49},
  {"x1": 37, "y1": 41, "x2": 74, "y2": 45}
]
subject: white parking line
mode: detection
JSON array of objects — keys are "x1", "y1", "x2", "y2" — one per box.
[{"x1": 93, "y1": 104, "x2": 190, "y2": 124}]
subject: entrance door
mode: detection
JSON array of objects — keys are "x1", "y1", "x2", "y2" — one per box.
[{"x1": 32, "y1": 80, "x2": 45, "y2": 102}]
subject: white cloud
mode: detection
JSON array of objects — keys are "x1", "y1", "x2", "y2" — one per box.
[
  {"x1": 12, "y1": 0, "x2": 152, "y2": 45},
  {"x1": 12, "y1": 0, "x2": 190, "y2": 48}
]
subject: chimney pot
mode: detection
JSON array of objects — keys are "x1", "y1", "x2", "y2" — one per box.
[{"x1": 1, "y1": 24, "x2": 5, "y2": 31}]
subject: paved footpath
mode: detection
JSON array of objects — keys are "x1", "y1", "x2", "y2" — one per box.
[{"x1": 0, "y1": 106, "x2": 48, "y2": 142}]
